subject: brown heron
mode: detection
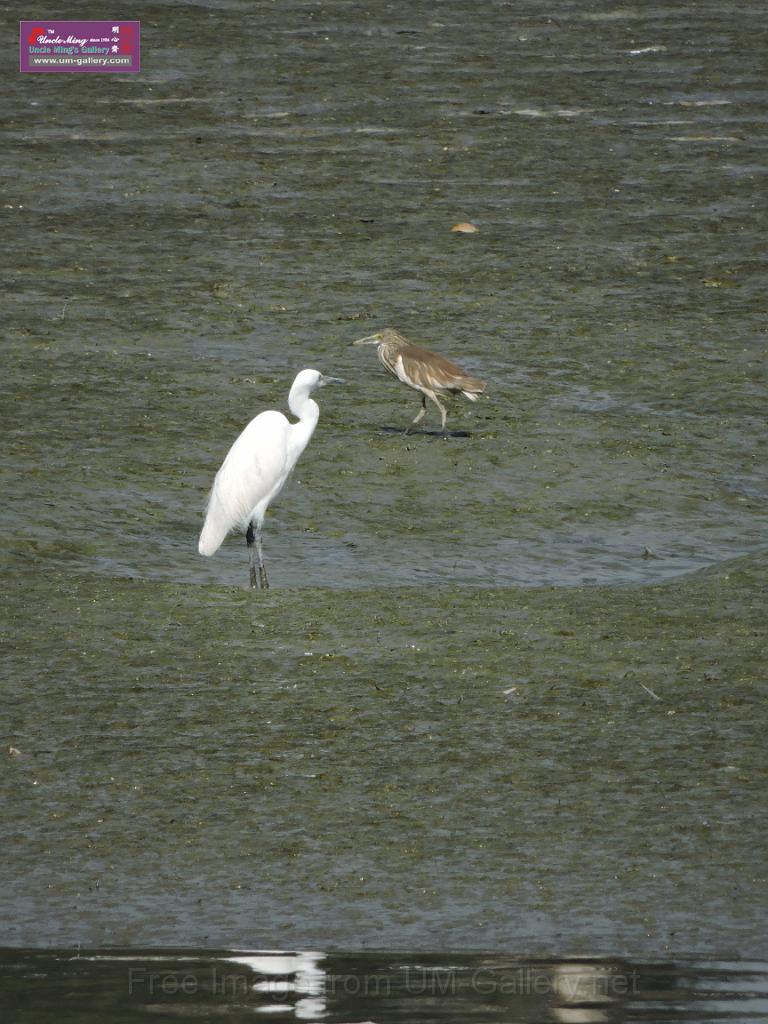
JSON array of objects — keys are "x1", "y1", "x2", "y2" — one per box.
[{"x1": 353, "y1": 327, "x2": 486, "y2": 433}]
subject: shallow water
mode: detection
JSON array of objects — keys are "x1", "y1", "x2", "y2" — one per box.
[
  {"x1": 3, "y1": 0, "x2": 766, "y2": 591},
  {"x1": 1, "y1": 0, "x2": 767, "y2": 962}
]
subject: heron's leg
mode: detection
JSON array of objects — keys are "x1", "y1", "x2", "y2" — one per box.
[
  {"x1": 246, "y1": 522, "x2": 260, "y2": 589},
  {"x1": 406, "y1": 394, "x2": 427, "y2": 433},
  {"x1": 428, "y1": 393, "x2": 448, "y2": 434},
  {"x1": 255, "y1": 527, "x2": 269, "y2": 590}
]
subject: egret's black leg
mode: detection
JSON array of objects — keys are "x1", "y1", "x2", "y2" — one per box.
[
  {"x1": 246, "y1": 522, "x2": 259, "y2": 589},
  {"x1": 255, "y1": 527, "x2": 269, "y2": 589}
]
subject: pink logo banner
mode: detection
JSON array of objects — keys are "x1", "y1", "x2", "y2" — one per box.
[{"x1": 20, "y1": 20, "x2": 140, "y2": 73}]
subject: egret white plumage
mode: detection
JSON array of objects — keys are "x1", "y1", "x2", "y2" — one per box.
[
  {"x1": 198, "y1": 369, "x2": 343, "y2": 589},
  {"x1": 353, "y1": 327, "x2": 486, "y2": 433}
]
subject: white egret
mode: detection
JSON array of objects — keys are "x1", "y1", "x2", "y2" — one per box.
[{"x1": 198, "y1": 369, "x2": 343, "y2": 589}]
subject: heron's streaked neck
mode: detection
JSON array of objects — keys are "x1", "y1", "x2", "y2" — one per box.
[{"x1": 381, "y1": 329, "x2": 409, "y2": 349}]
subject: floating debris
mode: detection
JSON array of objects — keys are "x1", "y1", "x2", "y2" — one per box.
[
  {"x1": 451, "y1": 222, "x2": 479, "y2": 233},
  {"x1": 638, "y1": 683, "x2": 663, "y2": 701},
  {"x1": 626, "y1": 45, "x2": 668, "y2": 55}
]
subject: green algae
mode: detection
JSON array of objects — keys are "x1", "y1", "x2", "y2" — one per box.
[
  {"x1": 2, "y1": 557, "x2": 766, "y2": 951},
  {"x1": 1, "y1": 0, "x2": 767, "y2": 959}
]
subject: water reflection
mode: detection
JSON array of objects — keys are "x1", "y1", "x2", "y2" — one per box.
[
  {"x1": 1, "y1": 949, "x2": 766, "y2": 1023},
  {"x1": 226, "y1": 951, "x2": 326, "y2": 1019},
  {"x1": 551, "y1": 961, "x2": 617, "y2": 1022}
]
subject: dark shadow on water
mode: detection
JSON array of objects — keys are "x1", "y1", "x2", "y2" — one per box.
[
  {"x1": 379, "y1": 425, "x2": 472, "y2": 438},
  {"x1": 1, "y1": 948, "x2": 766, "y2": 1023}
]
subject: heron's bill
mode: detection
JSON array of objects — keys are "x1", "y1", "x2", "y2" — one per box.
[
  {"x1": 352, "y1": 333, "x2": 382, "y2": 346},
  {"x1": 319, "y1": 374, "x2": 345, "y2": 386}
]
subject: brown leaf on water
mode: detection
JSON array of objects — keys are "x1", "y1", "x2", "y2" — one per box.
[{"x1": 451, "y1": 221, "x2": 479, "y2": 233}]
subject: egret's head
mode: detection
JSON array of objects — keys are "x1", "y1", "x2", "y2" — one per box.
[{"x1": 292, "y1": 369, "x2": 344, "y2": 393}]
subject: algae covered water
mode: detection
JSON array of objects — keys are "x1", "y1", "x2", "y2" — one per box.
[{"x1": 1, "y1": 0, "x2": 767, "y2": 975}]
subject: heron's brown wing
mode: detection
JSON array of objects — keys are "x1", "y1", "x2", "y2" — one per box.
[{"x1": 398, "y1": 344, "x2": 486, "y2": 393}]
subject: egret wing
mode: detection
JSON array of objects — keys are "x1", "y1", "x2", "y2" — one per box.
[{"x1": 199, "y1": 410, "x2": 290, "y2": 555}]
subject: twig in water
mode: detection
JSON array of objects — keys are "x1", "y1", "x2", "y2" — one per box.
[{"x1": 639, "y1": 682, "x2": 662, "y2": 701}]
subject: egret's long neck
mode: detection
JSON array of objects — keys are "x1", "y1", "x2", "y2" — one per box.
[
  {"x1": 288, "y1": 382, "x2": 319, "y2": 423},
  {"x1": 287, "y1": 384, "x2": 320, "y2": 457}
]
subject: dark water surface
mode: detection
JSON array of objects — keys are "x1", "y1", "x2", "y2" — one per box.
[
  {"x1": 2, "y1": 949, "x2": 768, "y2": 1024},
  {"x1": 2, "y1": 0, "x2": 767, "y2": 976}
]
